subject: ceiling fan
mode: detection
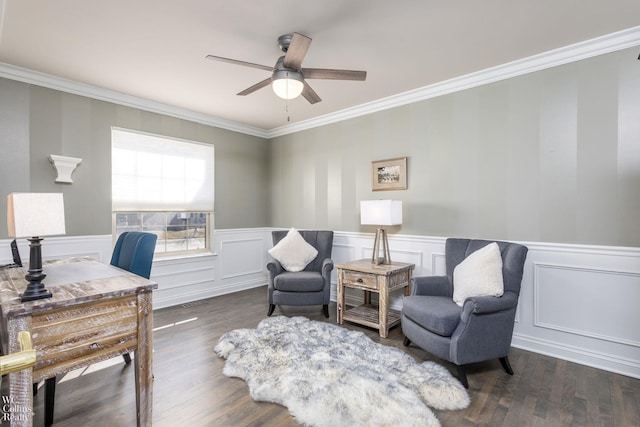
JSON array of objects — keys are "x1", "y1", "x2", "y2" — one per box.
[{"x1": 206, "y1": 32, "x2": 367, "y2": 104}]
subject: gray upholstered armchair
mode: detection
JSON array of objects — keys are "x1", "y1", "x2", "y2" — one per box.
[
  {"x1": 267, "y1": 230, "x2": 334, "y2": 318},
  {"x1": 401, "y1": 238, "x2": 528, "y2": 388}
]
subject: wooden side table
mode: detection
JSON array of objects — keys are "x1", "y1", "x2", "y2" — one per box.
[{"x1": 336, "y1": 259, "x2": 414, "y2": 338}]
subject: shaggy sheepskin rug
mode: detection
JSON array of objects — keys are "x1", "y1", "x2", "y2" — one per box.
[{"x1": 215, "y1": 316, "x2": 470, "y2": 427}]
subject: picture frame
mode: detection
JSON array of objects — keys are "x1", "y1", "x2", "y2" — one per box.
[{"x1": 372, "y1": 157, "x2": 407, "y2": 191}]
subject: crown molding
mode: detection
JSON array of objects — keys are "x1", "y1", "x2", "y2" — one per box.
[
  {"x1": 267, "y1": 25, "x2": 640, "y2": 138},
  {"x1": 0, "y1": 26, "x2": 638, "y2": 140},
  {"x1": 0, "y1": 61, "x2": 270, "y2": 139}
]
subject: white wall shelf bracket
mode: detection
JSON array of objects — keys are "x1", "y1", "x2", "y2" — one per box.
[{"x1": 49, "y1": 155, "x2": 82, "y2": 184}]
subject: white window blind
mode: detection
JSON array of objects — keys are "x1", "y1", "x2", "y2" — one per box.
[{"x1": 112, "y1": 128, "x2": 214, "y2": 212}]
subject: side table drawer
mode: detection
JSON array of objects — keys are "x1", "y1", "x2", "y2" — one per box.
[
  {"x1": 342, "y1": 270, "x2": 378, "y2": 290},
  {"x1": 31, "y1": 297, "x2": 138, "y2": 380}
]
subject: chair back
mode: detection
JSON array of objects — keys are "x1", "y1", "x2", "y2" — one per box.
[
  {"x1": 110, "y1": 231, "x2": 158, "y2": 279},
  {"x1": 445, "y1": 238, "x2": 528, "y2": 295},
  {"x1": 271, "y1": 230, "x2": 334, "y2": 272}
]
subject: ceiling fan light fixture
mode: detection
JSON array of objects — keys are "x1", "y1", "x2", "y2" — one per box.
[
  {"x1": 272, "y1": 70, "x2": 304, "y2": 100},
  {"x1": 207, "y1": 33, "x2": 365, "y2": 104}
]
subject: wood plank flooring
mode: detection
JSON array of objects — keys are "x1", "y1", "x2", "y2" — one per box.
[{"x1": 6, "y1": 285, "x2": 639, "y2": 426}]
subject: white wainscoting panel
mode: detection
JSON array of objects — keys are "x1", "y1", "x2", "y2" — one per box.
[
  {"x1": 2, "y1": 230, "x2": 638, "y2": 379},
  {"x1": 332, "y1": 233, "x2": 640, "y2": 379},
  {"x1": 150, "y1": 254, "x2": 216, "y2": 308},
  {"x1": 511, "y1": 242, "x2": 640, "y2": 379},
  {"x1": 0, "y1": 230, "x2": 273, "y2": 310},
  {"x1": 432, "y1": 253, "x2": 446, "y2": 276},
  {"x1": 0, "y1": 235, "x2": 112, "y2": 268},
  {"x1": 534, "y1": 263, "x2": 640, "y2": 347},
  {"x1": 220, "y1": 237, "x2": 265, "y2": 279},
  {"x1": 332, "y1": 233, "x2": 441, "y2": 310},
  {"x1": 332, "y1": 243, "x2": 358, "y2": 265},
  {"x1": 153, "y1": 228, "x2": 272, "y2": 307},
  {"x1": 21, "y1": 235, "x2": 112, "y2": 264}
]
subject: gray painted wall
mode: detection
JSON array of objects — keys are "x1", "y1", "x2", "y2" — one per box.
[
  {"x1": 0, "y1": 80, "x2": 270, "y2": 238},
  {"x1": 1, "y1": 46, "x2": 639, "y2": 247},
  {"x1": 269, "y1": 47, "x2": 640, "y2": 247}
]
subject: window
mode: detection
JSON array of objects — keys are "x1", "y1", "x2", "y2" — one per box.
[{"x1": 111, "y1": 128, "x2": 214, "y2": 255}]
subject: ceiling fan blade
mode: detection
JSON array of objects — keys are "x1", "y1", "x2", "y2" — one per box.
[
  {"x1": 283, "y1": 33, "x2": 312, "y2": 70},
  {"x1": 301, "y1": 81, "x2": 321, "y2": 104},
  {"x1": 237, "y1": 78, "x2": 272, "y2": 96},
  {"x1": 206, "y1": 55, "x2": 273, "y2": 72},
  {"x1": 302, "y1": 68, "x2": 367, "y2": 81}
]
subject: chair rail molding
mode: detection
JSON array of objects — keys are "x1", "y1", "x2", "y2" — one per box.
[{"x1": 2, "y1": 229, "x2": 638, "y2": 379}]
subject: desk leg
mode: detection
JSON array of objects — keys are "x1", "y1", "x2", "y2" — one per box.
[
  {"x1": 135, "y1": 291, "x2": 154, "y2": 427},
  {"x1": 7, "y1": 317, "x2": 33, "y2": 427}
]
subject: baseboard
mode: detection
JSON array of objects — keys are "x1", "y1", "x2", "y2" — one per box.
[
  {"x1": 153, "y1": 278, "x2": 266, "y2": 310},
  {"x1": 512, "y1": 333, "x2": 640, "y2": 379}
]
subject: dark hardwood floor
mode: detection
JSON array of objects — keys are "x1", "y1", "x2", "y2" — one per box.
[{"x1": 10, "y1": 285, "x2": 640, "y2": 426}]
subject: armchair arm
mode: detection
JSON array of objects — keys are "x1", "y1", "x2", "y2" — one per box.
[
  {"x1": 452, "y1": 291, "x2": 520, "y2": 364},
  {"x1": 410, "y1": 275, "x2": 452, "y2": 297},
  {"x1": 266, "y1": 259, "x2": 284, "y2": 278},
  {"x1": 321, "y1": 258, "x2": 334, "y2": 279},
  {"x1": 462, "y1": 291, "x2": 518, "y2": 316}
]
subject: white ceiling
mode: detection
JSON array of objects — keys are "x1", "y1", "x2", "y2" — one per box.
[{"x1": 1, "y1": 0, "x2": 639, "y2": 133}]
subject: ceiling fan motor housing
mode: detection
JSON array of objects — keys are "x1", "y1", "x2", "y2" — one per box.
[
  {"x1": 273, "y1": 56, "x2": 303, "y2": 79},
  {"x1": 278, "y1": 34, "x2": 293, "y2": 52}
]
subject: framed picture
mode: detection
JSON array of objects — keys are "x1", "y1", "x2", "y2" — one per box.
[{"x1": 372, "y1": 157, "x2": 407, "y2": 191}]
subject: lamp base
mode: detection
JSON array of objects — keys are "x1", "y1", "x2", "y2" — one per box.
[
  {"x1": 20, "y1": 237, "x2": 53, "y2": 302},
  {"x1": 20, "y1": 284, "x2": 53, "y2": 302},
  {"x1": 371, "y1": 228, "x2": 392, "y2": 265}
]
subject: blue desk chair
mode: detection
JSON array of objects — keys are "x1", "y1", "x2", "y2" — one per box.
[
  {"x1": 43, "y1": 231, "x2": 157, "y2": 426},
  {"x1": 110, "y1": 232, "x2": 157, "y2": 363},
  {"x1": 110, "y1": 231, "x2": 158, "y2": 280}
]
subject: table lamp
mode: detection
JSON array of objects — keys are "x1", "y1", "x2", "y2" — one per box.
[
  {"x1": 7, "y1": 193, "x2": 66, "y2": 302},
  {"x1": 360, "y1": 200, "x2": 402, "y2": 265}
]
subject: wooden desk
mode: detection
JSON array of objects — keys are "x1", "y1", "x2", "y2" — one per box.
[
  {"x1": 336, "y1": 259, "x2": 414, "y2": 338},
  {"x1": 0, "y1": 257, "x2": 157, "y2": 426}
]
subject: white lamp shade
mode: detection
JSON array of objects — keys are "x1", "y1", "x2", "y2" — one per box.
[
  {"x1": 7, "y1": 193, "x2": 66, "y2": 238},
  {"x1": 360, "y1": 200, "x2": 402, "y2": 226},
  {"x1": 272, "y1": 77, "x2": 304, "y2": 99}
]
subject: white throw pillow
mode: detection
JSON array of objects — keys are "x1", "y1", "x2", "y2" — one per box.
[
  {"x1": 268, "y1": 228, "x2": 318, "y2": 272},
  {"x1": 453, "y1": 242, "x2": 504, "y2": 306}
]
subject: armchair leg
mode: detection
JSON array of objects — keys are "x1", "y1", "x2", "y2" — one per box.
[
  {"x1": 403, "y1": 337, "x2": 411, "y2": 347},
  {"x1": 267, "y1": 304, "x2": 276, "y2": 316},
  {"x1": 456, "y1": 365, "x2": 469, "y2": 389},
  {"x1": 499, "y1": 356, "x2": 514, "y2": 375},
  {"x1": 322, "y1": 305, "x2": 329, "y2": 318}
]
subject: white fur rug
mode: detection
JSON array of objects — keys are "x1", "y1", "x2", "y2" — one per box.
[{"x1": 215, "y1": 316, "x2": 470, "y2": 427}]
